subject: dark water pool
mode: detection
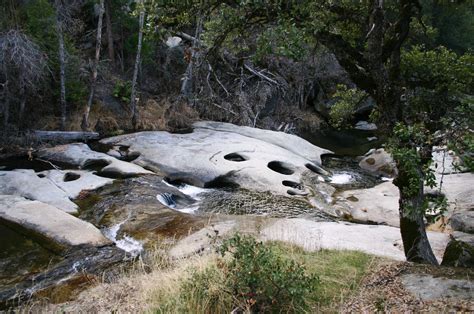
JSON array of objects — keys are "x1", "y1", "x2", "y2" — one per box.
[{"x1": 300, "y1": 128, "x2": 384, "y2": 156}]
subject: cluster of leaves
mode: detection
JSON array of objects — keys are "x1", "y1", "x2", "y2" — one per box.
[
  {"x1": 176, "y1": 234, "x2": 319, "y2": 313},
  {"x1": 113, "y1": 80, "x2": 132, "y2": 103},
  {"x1": 329, "y1": 84, "x2": 367, "y2": 129}
]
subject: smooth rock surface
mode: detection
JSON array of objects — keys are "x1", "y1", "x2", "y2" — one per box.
[
  {"x1": 39, "y1": 170, "x2": 114, "y2": 199},
  {"x1": 450, "y1": 211, "x2": 474, "y2": 234},
  {"x1": 37, "y1": 143, "x2": 152, "y2": 178},
  {"x1": 194, "y1": 121, "x2": 333, "y2": 164},
  {"x1": 0, "y1": 170, "x2": 78, "y2": 214},
  {"x1": 0, "y1": 195, "x2": 110, "y2": 250},
  {"x1": 339, "y1": 181, "x2": 400, "y2": 227},
  {"x1": 169, "y1": 221, "x2": 236, "y2": 259},
  {"x1": 429, "y1": 172, "x2": 474, "y2": 213},
  {"x1": 359, "y1": 148, "x2": 398, "y2": 177},
  {"x1": 260, "y1": 218, "x2": 449, "y2": 262},
  {"x1": 101, "y1": 122, "x2": 331, "y2": 195},
  {"x1": 431, "y1": 146, "x2": 465, "y2": 174},
  {"x1": 401, "y1": 274, "x2": 473, "y2": 300}
]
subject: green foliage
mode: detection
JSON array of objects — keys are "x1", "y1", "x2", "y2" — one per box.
[
  {"x1": 254, "y1": 23, "x2": 310, "y2": 62},
  {"x1": 218, "y1": 234, "x2": 319, "y2": 313},
  {"x1": 113, "y1": 80, "x2": 132, "y2": 103},
  {"x1": 329, "y1": 85, "x2": 367, "y2": 129},
  {"x1": 158, "y1": 235, "x2": 319, "y2": 313}
]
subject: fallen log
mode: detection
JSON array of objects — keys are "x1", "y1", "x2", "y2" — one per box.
[{"x1": 33, "y1": 130, "x2": 100, "y2": 141}]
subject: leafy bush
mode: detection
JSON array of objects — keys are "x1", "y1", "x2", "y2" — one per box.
[
  {"x1": 329, "y1": 84, "x2": 367, "y2": 129},
  {"x1": 160, "y1": 235, "x2": 319, "y2": 313},
  {"x1": 218, "y1": 234, "x2": 319, "y2": 313},
  {"x1": 113, "y1": 80, "x2": 133, "y2": 103}
]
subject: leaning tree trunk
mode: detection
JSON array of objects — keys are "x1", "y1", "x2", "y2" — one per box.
[
  {"x1": 81, "y1": 0, "x2": 105, "y2": 131},
  {"x1": 129, "y1": 0, "x2": 144, "y2": 130},
  {"x1": 394, "y1": 163, "x2": 439, "y2": 265},
  {"x1": 56, "y1": 13, "x2": 67, "y2": 131},
  {"x1": 105, "y1": 0, "x2": 114, "y2": 63},
  {"x1": 180, "y1": 16, "x2": 202, "y2": 101}
]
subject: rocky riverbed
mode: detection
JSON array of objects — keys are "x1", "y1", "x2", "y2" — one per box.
[{"x1": 1, "y1": 121, "x2": 473, "y2": 308}]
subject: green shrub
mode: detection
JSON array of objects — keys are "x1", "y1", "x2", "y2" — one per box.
[
  {"x1": 218, "y1": 234, "x2": 319, "y2": 313},
  {"x1": 329, "y1": 84, "x2": 367, "y2": 129},
  {"x1": 159, "y1": 235, "x2": 319, "y2": 313},
  {"x1": 113, "y1": 80, "x2": 133, "y2": 103}
]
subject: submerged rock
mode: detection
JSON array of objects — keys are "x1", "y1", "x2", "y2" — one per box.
[
  {"x1": 37, "y1": 143, "x2": 152, "y2": 178},
  {"x1": 0, "y1": 170, "x2": 78, "y2": 213},
  {"x1": 100, "y1": 121, "x2": 332, "y2": 196},
  {"x1": 0, "y1": 195, "x2": 110, "y2": 252},
  {"x1": 0, "y1": 244, "x2": 126, "y2": 309}
]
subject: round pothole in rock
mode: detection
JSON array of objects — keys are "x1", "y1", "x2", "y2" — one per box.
[
  {"x1": 305, "y1": 163, "x2": 326, "y2": 175},
  {"x1": 224, "y1": 153, "x2": 247, "y2": 162},
  {"x1": 37, "y1": 173, "x2": 46, "y2": 178},
  {"x1": 63, "y1": 172, "x2": 81, "y2": 182},
  {"x1": 267, "y1": 161, "x2": 295, "y2": 175},
  {"x1": 282, "y1": 180, "x2": 303, "y2": 190}
]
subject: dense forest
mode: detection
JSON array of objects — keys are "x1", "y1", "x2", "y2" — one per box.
[{"x1": 0, "y1": 0, "x2": 473, "y2": 311}]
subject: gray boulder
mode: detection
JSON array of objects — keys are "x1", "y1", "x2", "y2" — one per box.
[
  {"x1": 0, "y1": 170, "x2": 78, "y2": 214},
  {"x1": 359, "y1": 148, "x2": 398, "y2": 177},
  {"x1": 37, "y1": 143, "x2": 152, "y2": 178},
  {"x1": 100, "y1": 122, "x2": 332, "y2": 196},
  {"x1": 338, "y1": 181, "x2": 400, "y2": 227},
  {"x1": 450, "y1": 211, "x2": 474, "y2": 234},
  {"x1": 441, "y1": 232, "x2": 474, "y2": 268},
  {"x1": 0, "y1": 195, "x2": 110, "y2": 252}
]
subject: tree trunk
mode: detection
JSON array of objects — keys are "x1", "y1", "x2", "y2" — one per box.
[
  {"x1": 81, "y1": 0, "x2": 105, "y2": 131},
  {"x1": 394, "y1": 162, "x2": 439, "y2": 265},
  {"x1": 56, "y1": 11, "x2": 67, "y2": 131},
  {"x1": 2, "y1": 64, "x2": 9, "y2": 129},
  {"x1": 18, "y1": 85, "x2": 26, "y2": 127},
  {"x1": 105, "y1": 0, "x2": 114, "y2": 62},
  {"x1": 129, "y1": 0, "x2": 145, "y2": 130},
  {"x1": 180, "y1": 17, "x2": 202, "y2": 100}
]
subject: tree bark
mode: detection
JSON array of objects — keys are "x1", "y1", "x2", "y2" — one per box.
[
  {"x1": 180, "y1": 17, "x2": 203, "y2": 100},
  {"x1": 2, "y1": 63, "x2": 10, "y2": 129},
  {"x1": 81, "y1": 0, "x2": 105, "y2": 131},
  {"x1": 18, "y1": 84, "x2": 26, "y2": 127},
  {"x1": 56, "y1": 8, "x2": 67, "y2": 131},
  {"x1": 105, "y1": 0, "x2": 114, "y2": 62},
  {"x1": 129, "y1": 0, "x2": 145, "y2": 130},
  {"x1": 395, "y1": 166, "x2": 439, "y2": 265}
]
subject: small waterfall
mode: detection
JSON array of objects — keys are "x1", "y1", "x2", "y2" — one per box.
[{"x1": 102, "y1": 215, "x2": 143, "y2": 257}]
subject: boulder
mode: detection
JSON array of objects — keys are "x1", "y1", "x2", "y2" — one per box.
[
  {"x1": 441, "y1": 232, "x2": 474, "y2": 268},
  {"x1": 38, "y1": 170, "x2": 114, "y2": 199},
  {"x1": 0, "y1": 195, "x2": 110, "y2": 252},
  {"x1": 193, "y1": 121, "x2": 332, "y2": 165},
  {"x1": 0, "y1": 170, "x2": 78, "y2": 214},
  {"x1": 428, "y1": 172, "x2": 474, "y2": 212},
  {"x1": 260, "y1": 218, "x2": 449, "y2": 262},
  {"x1": 338, "y1": 181, "x2": 400, "y2": 227},
  {"x1": 401, "y1": 273, "x2": 474, "y2": 300},
  {"x1": 354, "y1": 121, "x2": 377, "y2": 131},
  {"x1": 100, "y1": 122, "x2": 332, "y2": 196},
  {"x1": 431, "y1": 146, "x2": 465, "y2": 175},
  {"x1": 359, "y1": 148, "x2": 398, "y2": 177},
  {"x1": 450, "y1": 211, "x2": 474, "y2": 234},
  {"x1": 37, "y1": 143, "x2": 152, "y2": 178}
]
